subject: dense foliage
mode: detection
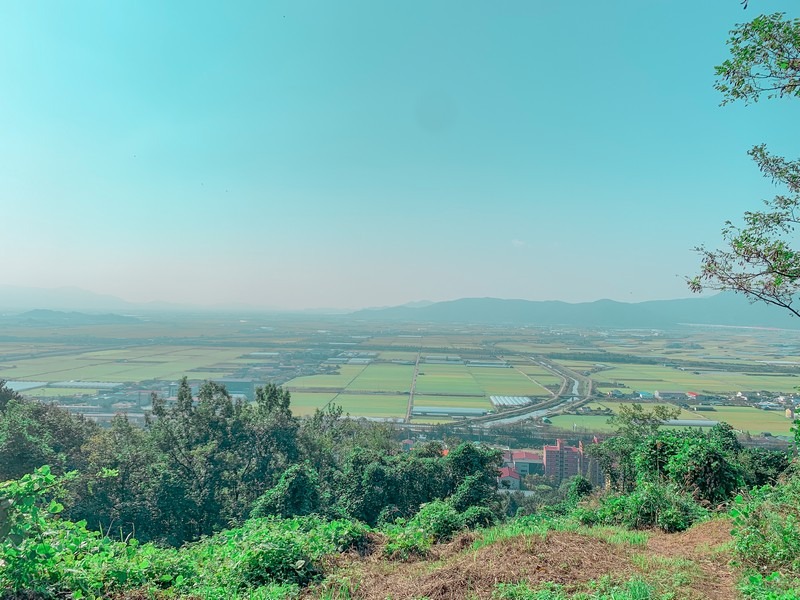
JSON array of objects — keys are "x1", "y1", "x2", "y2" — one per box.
[{"x1": 2, "y1": 376, "x2": 799, "y2": 598}]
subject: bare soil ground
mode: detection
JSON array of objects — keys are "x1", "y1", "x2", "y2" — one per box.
[{"x1": 323, "y1": 519, "x2": 737, "y2": 600}]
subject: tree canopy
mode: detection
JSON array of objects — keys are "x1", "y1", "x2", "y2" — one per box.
[{"x1": 691, "y1": 12, "x2": 800, "y2": 317}]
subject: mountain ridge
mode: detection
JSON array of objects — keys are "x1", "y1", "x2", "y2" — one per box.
[{"x1": 349, "y1": 293, "x2": 800, "y2": 329}]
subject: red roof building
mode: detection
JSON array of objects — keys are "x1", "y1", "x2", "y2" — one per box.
[{"x1": 497, "y1": 466, "x2": 521, "y2": 490}]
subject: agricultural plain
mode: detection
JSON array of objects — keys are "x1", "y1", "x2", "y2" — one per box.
[{"x1": 1, "y1": 313, "x2": 798, "y2": 432}]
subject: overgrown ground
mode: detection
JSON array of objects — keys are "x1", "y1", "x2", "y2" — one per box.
[{"x1": 306, "y1": 518, "x2": 736, "y2": 600}]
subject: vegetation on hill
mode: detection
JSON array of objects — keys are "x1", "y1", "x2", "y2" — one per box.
[{"x1": 2, "y1": 374, "x2": 800, "y2": 598}]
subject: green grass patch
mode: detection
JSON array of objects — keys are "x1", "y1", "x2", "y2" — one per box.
[
  {"x1": 328, "y1": 394, "x2": 408, "y2": 418},
  {"x1": 284, "y1": 366, "x2": 367, "y2": 390},
  {"x1": 344, "y1": 363, "x2": 414, "y2": 393}
]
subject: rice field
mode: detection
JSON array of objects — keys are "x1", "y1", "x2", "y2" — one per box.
[
  {"x1": 583, "y1": 363, "x2": 800, "y2": 395},
  {"x1": 284, "y1": 365, "x2": 367, "y2": 390},
  {"x1": 26, "y1": 387, "x2": 100, "y2": 398},
  {"x1": 328, "y1": 394, "x2": 408, "y2": 418},
  {"x1": 346, "y1": 364, "x2": 414, "y2": 393},
  {"x1": 550, "y1": 402, "x2": 795, "y2": 435},
  {"x1": 0, "y1": 346, "x2": 261, "y2": 383},
  {"x1": 287, "y1": 392, "x2": 338, "y2": 416},
  {"x1": 468, "y1": 366, "x2": 550, "y2": 396},
  {"x1": 414, "y1": 364, "x2": 483, "y2": 395}
]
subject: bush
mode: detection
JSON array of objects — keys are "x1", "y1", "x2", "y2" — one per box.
[
  {"x1": 411, "y1": 500, "x2": 464, "y2": 542},
  {"x1": 462, "y1": 505, "x2": 497, "y2": 529},
  {"x1": 382, "y1": 518, "x2": 433, "y2": 560},
  {"x1": 238, "y1": 530, "x2": 318, "y2": 587},
  {"x1": 730, "y1": 468, "x2": 800, "y2": 575},
  {"x1": 0, "y1": 466, "x2": 194, "y2": 598},
  {"x1": 575, "y1": 482, "x2": 707, "y2": 533}
]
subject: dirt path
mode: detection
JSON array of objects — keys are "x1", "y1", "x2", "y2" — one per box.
[{"x1": 645, "y1": 519, "x2": 737, "y2": 600}]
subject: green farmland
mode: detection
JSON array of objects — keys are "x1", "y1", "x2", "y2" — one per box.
[
  {"x1": 0, "y1": 346, "x2": 261, "y2": 384},
  {"x1": 414, "y1": 364, "x2": 483, "y2": 395},
  {"x1": 551, "y1": 402, "x2": 795, "y2": 435},
  {"x1": 285, "y1": 392, "x2": 338, "y2": 417},
  {"x1": 468, "y1": 366, "x2": 550, "y2": 396},
  {"x1": 4, "y1": 313, "x2": 800, "y2": 427},
  {"x1": 284, "y1": 366, "x2": 367, "y2": 390},
  {"x1": 346, "y1": 364, "x2": 414, "y2": 393},
  {"x1": 328, "y1": 394, "x2": 408, "y2": 418}
]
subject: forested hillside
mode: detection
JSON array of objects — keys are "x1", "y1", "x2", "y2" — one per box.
[{"x1": 3, "y1": 377, "x2": 800, "y2": 599}]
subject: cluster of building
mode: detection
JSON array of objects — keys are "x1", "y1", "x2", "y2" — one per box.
[
  {"x1": 498, "y1": 438, "x2": 602, "y2": 490},
  {"x1": 605, "y1": 388, "x2": 798, "y2": 409}
]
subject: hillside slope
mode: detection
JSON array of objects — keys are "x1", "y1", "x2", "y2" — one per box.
[{"x1": 311, "y1": 519, "x2": 735, "y2": 600}]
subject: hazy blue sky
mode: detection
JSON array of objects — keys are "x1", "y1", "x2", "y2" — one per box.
[{"x1": 1, "y1": 1, "x2": 797, "y2": 309}]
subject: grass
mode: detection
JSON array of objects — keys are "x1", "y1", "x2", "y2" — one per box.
[
  {"x1": 576, "y1": 362, "x2": 800, "y2": 395},
  {"x1": 284, "y1": 366, "x2": 367, "y2": 390},
  {"x1": 469, "y1": 367, "x2": 551, "y2": 396},
  {"x1": 345, "y1": 364, "x2": 414, "y2": 393},
  {"x1": 328, "y1": 394, "x2": 408, "y2": 418},
  {"x1": 289, "y1": 392, "x2": 338, "y2": 416},
  {"x1": 414, "y1": 364, "x2": 484, "y2": 395}
]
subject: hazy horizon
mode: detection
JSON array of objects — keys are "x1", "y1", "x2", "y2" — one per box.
[
  {"x1": 2, "y1": 1, "x2": 796, "y2": 310},
  {"x1": 0, "y1": 282, "x2": 721, "y2": 313}
]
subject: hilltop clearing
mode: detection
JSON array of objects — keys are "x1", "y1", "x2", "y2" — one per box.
[{"x1": 313, "y1": 518, "x2": 735, "y2": 600}]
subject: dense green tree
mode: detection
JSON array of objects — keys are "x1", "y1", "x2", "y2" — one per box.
[
  {"x1": 589, "y1": 403, "x2": 679, "y2": 491},
  {"x1": 0, "y1": 398, "x2": 96, "y2": 482},
  {"x1": 665, "y1": 436, "x2": 744, "y2": 505},
  {"x1": 739, "y1": 446, "x2": 791, "y2": 486},
  {"x1": 0, "y1": 380, "x2": 22, "y2": 413},
  {"x1": 251, "y1": 462, "x2": 320, "y2": 518},
  {"x1": 69, "y1": 416, "x2": 161, "y2": 541},
  {"x1": 149, "y1": 378, "x2": 254, "y2": 542}
]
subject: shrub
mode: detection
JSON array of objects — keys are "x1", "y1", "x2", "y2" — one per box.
[
  {"x1": 730, "y1": 468, "x2": 800, "y2": 575},
  {"x1": 238, "y1": 530, "x2": 318, "y2": 587},
  {"x1": 575, "y1": 482, "x2": 707, "y2": 533},
  {"x1": 382, "y1": 518, "x2": 433, "y2": 560},
  {"x1": 410, "y1": 500, "x2": 464, "y2": 542},
  {"x1": 462, "y1": 505, "x2": 497, "y2": 529}
]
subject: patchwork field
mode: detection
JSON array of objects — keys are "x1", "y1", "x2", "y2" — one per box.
[
  {"x1": 328, "y1": 394, "x2": 408, "y2": 418},
  {"x1": 286, "y1": 392, "x2": 338, "y2": 417},
  {"x1": 414, "y1": 364, "x2": 483, "y2": 395},
  {"x1": 0, "y1": 346, "x2": 261, "y2": 383},
  {"x1": 284, "y1": 366, "x2": 367, "y2": 390},
  {"x1": 346, "y1": 364, "x2": 414, "y2": 393},
  {"x1": 4, "y1": 315, "x2": 800, "y2": 427},
  {"x1": 706, "y1": 406, "x2": 793, "y2": 435},
  {"x1": 468, "y1": 366, "x2": 550, "y2": 396},
  {"x1": 412, "y1": 394, "x2": 492, "y2": 410},
  {"x1": 551, "y1": 402, "x2": 794, "y2": 435},
  {"x1": 570, "y1": 362, "x2": 800, "y2": 395}
]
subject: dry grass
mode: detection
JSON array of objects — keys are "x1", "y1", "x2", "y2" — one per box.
[{"x1": 314, "y1": 519, "x2": 737, "y2": 600}]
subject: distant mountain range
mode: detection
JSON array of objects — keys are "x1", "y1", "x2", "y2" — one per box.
[
  {"x1": 350, "y1": 294, "x2": 800, "y2": 329},
  {"x1": 2, "y1": 309, "x2": 140, "y2": 326},
  {"x1": 1, "y1": 284, "x2": 798, "y2": 329},
  {"x1": 0, "y1": 285, "x2": 182, "y2": 312}
]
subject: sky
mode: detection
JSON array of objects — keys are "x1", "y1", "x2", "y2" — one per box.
[{"x1": 1, "y1": 0, "x2": 798, "y2": 310}]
